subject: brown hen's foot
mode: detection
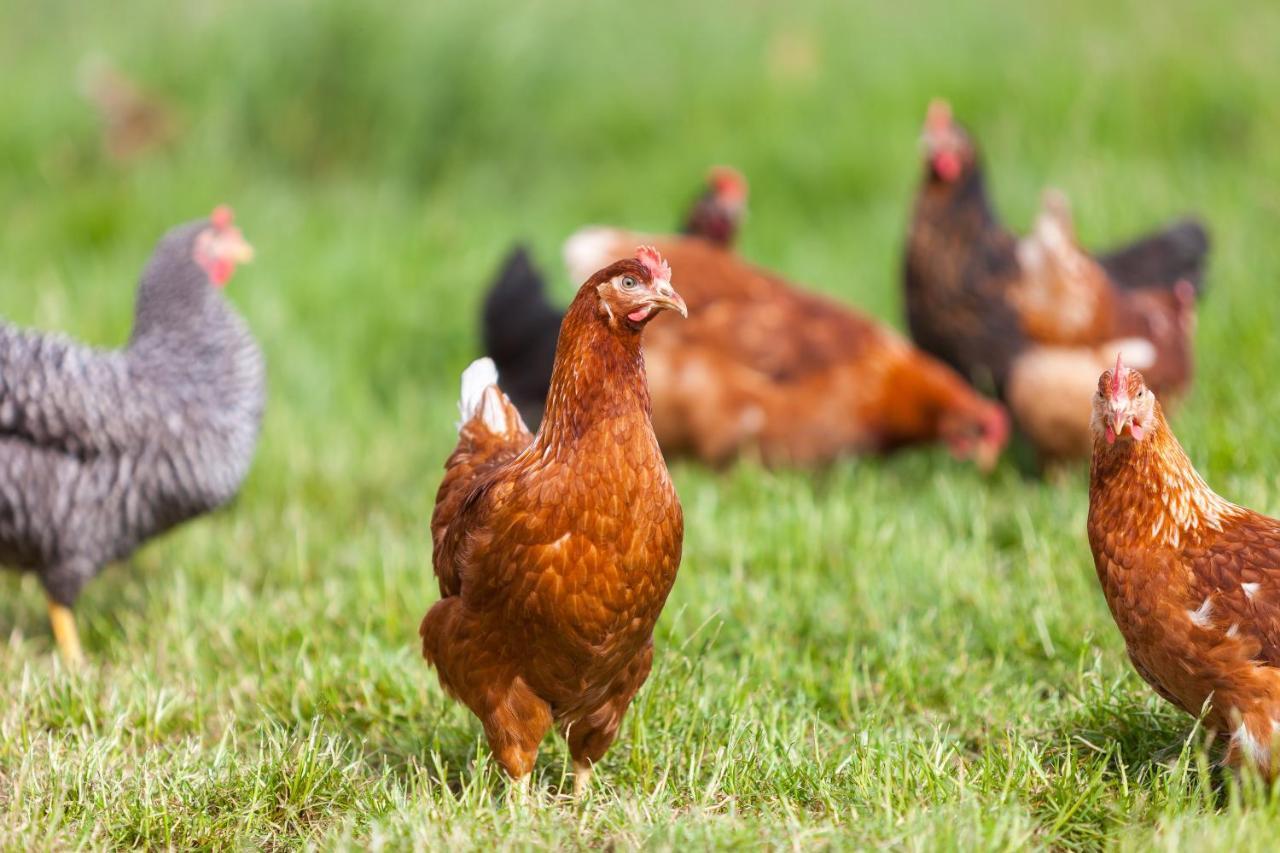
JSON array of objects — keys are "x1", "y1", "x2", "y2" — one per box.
[
  {"x1": 47, "y1": 600, "x2": 84, "y2": 667},
  {"x1": 505, "y1": 772, "x2": 535, "y2": 808},
  {"x1": 572, "y1": 761, "x2": 594, "y2": 797}
]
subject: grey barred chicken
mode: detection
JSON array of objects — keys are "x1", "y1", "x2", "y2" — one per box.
[{"x1": 0, "y1": 206, "x2": 264, "y2": 664}]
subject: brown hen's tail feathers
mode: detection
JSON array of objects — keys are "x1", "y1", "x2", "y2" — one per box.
[{"x1": 456, "y1": 358, "x2": 531, "y2": 451}]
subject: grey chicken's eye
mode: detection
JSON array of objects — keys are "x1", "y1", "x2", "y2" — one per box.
[{"x1": 621, "y1": 276, "x2": 637, "y2": 290}]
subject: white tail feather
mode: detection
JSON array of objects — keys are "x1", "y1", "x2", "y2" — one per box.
[{"x1": 457, "y1": 357, "x2": 506, "y2": 433}]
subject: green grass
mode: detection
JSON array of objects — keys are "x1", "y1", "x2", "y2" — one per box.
[{"x1": 2, "y1": 0, "x2": 1280, "y2": 847}]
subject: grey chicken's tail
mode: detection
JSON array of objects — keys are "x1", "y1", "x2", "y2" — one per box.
[
  {"x1": 480, "y1": 245, "x2": 562, "y2": 430},
  {"x1": 1098, "y1": 218, "x2": 1210, "y2": 296}
]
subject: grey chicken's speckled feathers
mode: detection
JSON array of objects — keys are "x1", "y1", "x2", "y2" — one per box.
[{"x1": 0, "y1": 215, "x2": 265, "y2": 605}]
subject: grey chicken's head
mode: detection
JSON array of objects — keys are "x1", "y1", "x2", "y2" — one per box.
[{"x1": 132, "y1": 205, "x2": 254, "y2": 339}]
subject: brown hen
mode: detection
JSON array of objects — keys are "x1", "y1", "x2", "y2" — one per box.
[
  {"x1": 421, "y1": 248, "x2": 686, "y2": 795},
  {"x1": 566, "y1": 229, "x2": 1008, "y2": 469},
  {"x1": 1089, "y1": 358, "x2": 1280, "y2": 777}
]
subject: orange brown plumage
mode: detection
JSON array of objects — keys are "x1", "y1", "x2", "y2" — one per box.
[
  {"x1": 421, "y1": 250, "x2": 685, "y2": 792},
  {"x1": 1088, "y1": 361, "x2": 1280, "y2": 777}
]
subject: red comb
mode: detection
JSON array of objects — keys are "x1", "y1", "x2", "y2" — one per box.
[
  {"x1": 710, "y1": 166, "x2": 747, "y2": 201},
  {"x1": 635, "y1": 245, "x2": 671, "y2": 281},
  {"x1": 1110, "y1": 353, "x2": 1126, "y2": 398},
  {"x1": 210, "y1": 205, "x2": 234, "y2": 230}
]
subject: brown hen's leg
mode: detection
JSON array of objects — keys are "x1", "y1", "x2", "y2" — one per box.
[
  {"x1": 572, "y1": 761, "x2": 594, "y2": 797},
  {"x1": 563, "y1": 644, "x2": 655, "y2": 796},
  {"x1": 47, "y1": 600, "x2": 84, "y2": 667},
  {"x1": 475, "y1": 674, "x2": 553, "y2": 786}
]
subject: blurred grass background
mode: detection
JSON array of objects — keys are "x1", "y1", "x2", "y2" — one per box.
[{"x1": 1, "y1": 0, "x2": 1279, "y2": 848}]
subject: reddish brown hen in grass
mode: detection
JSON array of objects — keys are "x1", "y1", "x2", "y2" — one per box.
[
  {"x1": 421, "y1": 247, "x2": 686, "y2": 796},
  {"x1": 1089, "y1": 357, "x2": 1280, "y2": 777}
]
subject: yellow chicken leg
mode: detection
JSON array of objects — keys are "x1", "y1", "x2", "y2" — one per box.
[{"x1": 47, "y1": 600, "x2": 84, "y2": 667}]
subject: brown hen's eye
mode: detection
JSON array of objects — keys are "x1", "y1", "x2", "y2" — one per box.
[{"x1": 621, "y1": 277, "x2": 637, "y2": 290}]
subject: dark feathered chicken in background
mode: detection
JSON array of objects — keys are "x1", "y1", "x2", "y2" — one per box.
[
  {"x1": 0, "y1": 207, "x2": 264, "y2": 664},
  {"x1": 480, "y1": 246, "x2": 560, "y2": 429},
  {"x1": 423, "y1": 248, "x2": 686, "y2": 795},
  {"x1": 481, "y1": 168, "x2": 746, "y2": 429},
  {"x1": 904, "y1": 99, "x2": 1207, "y2": 462},
  {"x1": 681, "y1": 166, "x2": 748, "y2": 249}
]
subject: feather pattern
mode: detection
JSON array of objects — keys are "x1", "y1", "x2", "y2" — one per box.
[
  {"x1": 0, "y1": 217, "x2": 264, "y2": 605},
  {"x1": 421, "y1": 255, "x2": 683, "y2": 785},
  {"x1": 1089, "y1": 369, "x2": 1280, "y2": 776}
]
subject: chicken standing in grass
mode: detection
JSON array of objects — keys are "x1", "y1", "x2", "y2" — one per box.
[
  {"x1": 422, "y1": 247, "x2": 686, "y2": 795},
  {"x1": 1089, "y1": 357, "x2": 1280, "y2": 777},
  {"x1": 0, "y1": 206, "x2": 264, "y2": 664},
  {"x1": 905, "y1": 99, "x2": 1205, "y2": 463}
]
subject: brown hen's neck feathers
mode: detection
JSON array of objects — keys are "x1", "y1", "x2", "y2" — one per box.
[
  {"x1": 536, "y1": 286, "x2": 651, "y2": 454},
  {"x1": 880, "y1": 353, "x2": 973, "y2": 442},
  {"x1": 1090, "y1": 404, "x2": 1238, "y2": 548}
]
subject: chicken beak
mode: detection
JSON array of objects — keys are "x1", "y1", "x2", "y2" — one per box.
[
  {"x1": 1111, "y1": 412, "x2": 1128, "y2": 438},
  {"x1": 225, "y1": 231, "x2": 256, "y2": 264},
  {"x1": 651, "y1": 281, "x2": 688, "y2": 318}
]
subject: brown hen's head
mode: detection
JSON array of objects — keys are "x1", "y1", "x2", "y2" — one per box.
[
  {"x1": 194, "y1": 205, "x2": 255, "y2": 287},
  {"x1": 1092, "y1": 354, "x2": 1159, "y2": 446},
  {"x1": 708, "y1": 165, "x2": 748, "y2": 209},
  {"x1": 589, "y1": 246, "x2": 687, "y2": 333},
  {"x1": 940, "y1": 397, "x2": 1010, "y2": 472},
  {"x1": 683, "y1": 166, "x2": 749, "y2": 247},
  {"x1": 920, "y1": 99, "x2": 977, "y2": 185}
]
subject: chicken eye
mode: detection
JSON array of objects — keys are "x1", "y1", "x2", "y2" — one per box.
[{"x1": 621, "y1": 276, "x2": 638, "y2": 290}]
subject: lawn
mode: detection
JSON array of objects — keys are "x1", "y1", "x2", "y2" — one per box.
[{"x1": 2, "y1": 0, "x2": 1280, "y2": 848}]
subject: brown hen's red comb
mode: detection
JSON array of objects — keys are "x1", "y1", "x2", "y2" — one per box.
[
  {"x1": 1110, "y1": 353, "x2": 1126, "y2": 399},
  {"x1": 211, "y1": 205, "x2": 234, "y2": 230},
  {"x1": 710, "y1": 166, "x2": 747, "y2": 201},
  {"x1": 635, "y1": 245, "x2": 671, "y2": 282}
]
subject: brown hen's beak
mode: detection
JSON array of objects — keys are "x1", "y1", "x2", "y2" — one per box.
[{"x1": 651, "y1": 281, "x2": 688, "y2": 318}]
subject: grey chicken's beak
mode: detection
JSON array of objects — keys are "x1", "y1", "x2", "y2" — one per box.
[
  {"x1": 651, "y1": 280, "x2": 687, "y2": 318},
  {"x1": 224, "y1": 231, "x2": 256, "y2": 264}
]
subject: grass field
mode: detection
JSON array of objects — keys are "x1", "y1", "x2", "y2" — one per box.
[{"x1": 2, "y1": 0, "x2": 1280, "y2": 848}]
